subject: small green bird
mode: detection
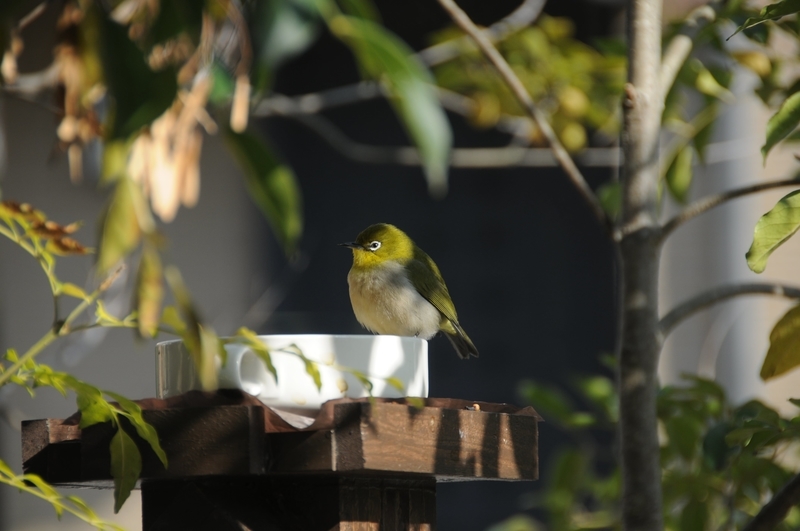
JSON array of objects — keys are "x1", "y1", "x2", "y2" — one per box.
[{"x1": 340, "y1": 223, "x2": 478, "y2": 359}]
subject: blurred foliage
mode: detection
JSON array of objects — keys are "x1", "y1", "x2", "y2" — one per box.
[
  {"x1": 494, "y1": 373, "x2": 800, "y2": 531},
  {"x1": 431, "y1": 14, "x2": 626, "y2": 152}
]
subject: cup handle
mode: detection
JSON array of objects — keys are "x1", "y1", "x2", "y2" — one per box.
[{"x1": 219, "y1": 344, "x2": 278, "y2": 398}]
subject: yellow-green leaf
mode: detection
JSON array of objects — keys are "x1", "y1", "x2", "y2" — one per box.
[
  {"x1": 746, "y1": 189, "x2": 800, "y2": 273},
  {"x1": 761, "y1": 304, "x2": 800, "y2": 380},
  {"x1": 134, "y1": 245, "x2": 164, "y2": 338},
  {"x1": 97, "y1": 178, "x2": 144, "y2": 274},
  {"x1": 762, "y1": 91, "x2": 800, "y2": 162},
  {"x1": 665, "y1": 145, "x2": 693, "y2": 204},
  {"x1": 95, "y1": 301, "x2": 123, "y2": 326},
  {"x1": 109, "y1": 427, "x2": 141, "y2": 513},
  {"x1": 59, "y1": 282, "x2": 90, "y2": 301}
]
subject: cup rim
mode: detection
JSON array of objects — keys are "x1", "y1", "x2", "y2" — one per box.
[{"x1": 156, "y1": 334, "x2": 428, "y2": 347}]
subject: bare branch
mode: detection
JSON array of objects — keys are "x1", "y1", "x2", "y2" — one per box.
[
  {"x1": 661, "y1": 178, "x2": 800, "y2": 239},
  {"x1": 659, "y1": 4, "x2": 716, "y2": 102},
  {"x1": 275, "y1": 102, "x2": 619, "y2": 168},
  {"x1": 435, "y1": 0, "x2": 610, "y2": 231},
  {"x1": 743, "y1": 473, "x2": 800, "y2": 531},
  {"x1": 1, "y1": 63, "x2": 60, "y2": 97},
  {"x1": 660, "y1": 283, "x2": 800, "y2": 336},
  {"x1": 17, "y1": 1, "x2": 48, "y2": 31},
  {"x1": 419, "y1": 0, "x2": 546, "y2": 65}
]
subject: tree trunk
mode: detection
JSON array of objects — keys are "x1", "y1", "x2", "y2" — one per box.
[{"x1": 619, "y1": 0, "x2": 664, "y2": 530}]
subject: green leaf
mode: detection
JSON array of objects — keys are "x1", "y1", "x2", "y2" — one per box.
[
  {"x1": 746, "y1": 189, "x2": 800, "y2": 273},
  {"x1": 97, "y1": 177, "x2": 150, "y2": 274},
  {"x1": 134, "y1": 244, "x2": 164, "y2": 338},
  {"x1": 247, "y1": 0, "x2": 321, "y2": 94},
  {"x1": 731, "y1": 0, "x2": 800, "y2": 37},
  {"x1": 518, "y1": 380, "x2": 575, "y2": 425},
  {"x1": 330, "y1": 16, "x2": 452, "y2": 196},
  {"x1": 68, "y1": 380, "x2": 115, "y2": 429},
  {"x1": 146, "y1": 0, "x2": 203, "y2": 48},
  {"x1": 208, "y1": 61, "x2": 235, "y2": 106},
  {"x1": 762, "y1": 91, "x2": 800, "y2": 162},
  {"x1": 597, "y1": 181, "x2": 621, "y2": 219},
  {"x1": 761, "y1": 304, "x2": 800, "y2": 380},
  {"x1": 338, "y1": 0, "x2": 382, "y2": 21},
  {"x1": 224, "y1": 128, "x2": 303, "y2": 254},
  {"x1": 105, "y1": 390, "x2": 168, "y2": 468},
  {"x1": 109, "y1": 427, "x2": 142, "y2": 513},
  {"x1": 665, "y1": 415, "x2": 702, "y2": 460},
  {"x1": 665, "y1": 145, "x2": 693, "y2": 204},
  {"x1": 92, "y1": 7, "x2": 178, "y2": 139},
  {"x1": 679, "y1": 499, "x2": 708, "y2": 531},
  {"x1": 385, "y1": 376, "x2": 404, "y2": 392},
  {"x1": 703, "y1": 421, "x2": 734, "y2": 470},
  {"x1": 682, "y1": 59, "x2": 735, "y2": 104}
]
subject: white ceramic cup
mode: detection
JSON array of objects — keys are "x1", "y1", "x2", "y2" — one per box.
[{"x1": 155, "y1": 334, "x2": 429, "y2": 408}]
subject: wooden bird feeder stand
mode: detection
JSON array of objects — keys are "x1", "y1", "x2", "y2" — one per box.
[{"x1": 21, "y1": 392, "x2": 540, "y2": 530}]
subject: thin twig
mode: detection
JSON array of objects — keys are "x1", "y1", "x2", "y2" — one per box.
[
  {"x1": 419, "y1": 0, "x2": 546, "y2": 65},
  {"x1": 659, "y1": 4, "x2": 716, "y2": 102},
  {"x1": 659, "y1": 283, "x2": 800, "y2": 336},
  {"x1": 17, "y1": 1, "x2": 48, "y2": 31},
  {"x1": 435, "y1": 0, "x2": 610, "y2": 232},
  {"x1": 661, "y1": 178, "x2": 800, "y2": 240}
]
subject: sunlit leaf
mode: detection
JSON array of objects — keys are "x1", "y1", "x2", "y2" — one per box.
[
  {"x1": 224, "y1": 128, "x2": 303, "y2": 255},
  {"x1": 97, "y1": 178, "x2": 147, "y2": 274},
  {"x1": 233, "y1": 327, "x2": 277, "y2": 382},
  {"x1": 731, "y1": 0, "x2": 800, "y2": 37},
  {"x1": 105, "y1": 390, "x2": 168, "y2": 468},
  {"x1": 761, "y1": 304, "x2": 800, "y2": 380},
  {"x1": 72, "y1": 382, "x2": 114, "y2": 429},
  {"x1": 762, "y1": 91, "x2": 800, "y2": 162},
  {"x1": 330, "y1": 15, "x2": 452, "y2": 196},
  {"x1": 746, "y1": 189, "x2": 800, "y2": 273},
  {"x1": 59, "y1": 282, "x2": 89, "y2": 301},
  {"x1": 665, "y1": 145, "x2": 693, "y2": 204},
  {"x1": 385, "y1": 376, "x2": 404, "y2": 392},
  {"x1": 683, "y1": 59, "x2": 734, "y2": 104},
  {"x1": 109, "y1": 427, "x2": 141, "y2": 513},
  {"x1": 134, "y1": 245, "x2": 164, "y2": 338}
]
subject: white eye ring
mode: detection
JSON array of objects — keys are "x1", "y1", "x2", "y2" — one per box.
[{"x1": 368, "y1": 241, "x2": 381, "y2": 251}]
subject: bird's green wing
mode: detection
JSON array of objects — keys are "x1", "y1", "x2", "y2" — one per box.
[{"x1": 405, "y1": 256, "x2": 458, "y2": 323}]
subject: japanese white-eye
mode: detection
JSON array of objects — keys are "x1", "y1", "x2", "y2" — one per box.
[{"x1": 340, "y1": 223, "x2": 479, "y2": 359}]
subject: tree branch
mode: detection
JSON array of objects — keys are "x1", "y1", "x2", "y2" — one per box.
[
  {"x1": 661, "y1": 178, "x2": 800, "y2": 239},
  {"x1": 743, "y1": 472, "x2": 800, "y2": 531},
  {"x1": 659, "y1": 283, "x2": 800, "y2": 336},
  {"x1": 435, "y1": 0, "x2": 610, "y2": 232},
  {"x1": 659, "y1": 4, "x2": 716, "y2": 102}
]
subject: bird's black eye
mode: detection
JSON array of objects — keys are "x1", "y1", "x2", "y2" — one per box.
[{"x1": 368, "y1": 241, "x2": 381, "y2": 251}]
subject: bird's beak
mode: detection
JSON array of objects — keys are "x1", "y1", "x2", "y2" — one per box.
[{"x1": 339, "y1": 241, "x2": 364, "y2": 250}]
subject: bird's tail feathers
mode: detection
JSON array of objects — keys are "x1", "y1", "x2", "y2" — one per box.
[{"x1": 444, "y1": 321, "x2": 479, "y2": 359}]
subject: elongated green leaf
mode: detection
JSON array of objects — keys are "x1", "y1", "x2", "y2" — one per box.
[
  {"x1": 92, "y1": 8, "x2": 177, "y2": 138},
  {"x1": 97, "y1": 178, "x2": 148, "y2": 274},
  {"x1": 680, "y1": 499, "x2": 708, "y2": 531},
  {"x1": 746, "y1": 189, "x2": 800, "y2": 273},
  {"x1": 331, "y1": 16, "x2": 452, "y2": 196},
  {"x1": 224, "y1": 128, "x2": 303, "y2": 254},
  {"x1": 67, "y1": 379, "x2": 114, "y2": 429},
  {"x1": 105, "y1": 390, "x2": 168, "y2": 468},
  {"x1": 762, "y1": 91, "x2": 800, "y2": 162},
  {"x1": 665, "y1": 145, "x2": 693, "y2": 204},
  {"x1": 109, "y1": 428, "x2": 141, "y2": 513},
  {"x1": 233, "y1": 327, "x2": 278, "y2": 383},
  {"x1": 731, "y1": 0, "x2": 800, "y2": 37},
  {"x1": 761, "y1": 304, "x2": 800, "y2": 380},
  {"x1": 134, "y1": 245, "x2": 164, "y2": 338}
]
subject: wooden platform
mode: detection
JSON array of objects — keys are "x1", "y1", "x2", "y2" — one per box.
[{"x1": 21, "y1": 392, "x2": 540, "y2": 530}]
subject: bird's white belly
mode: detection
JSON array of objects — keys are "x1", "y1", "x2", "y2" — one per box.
[{"x1": 347, "y1": 263, "x2": 441, "y2": 339}]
